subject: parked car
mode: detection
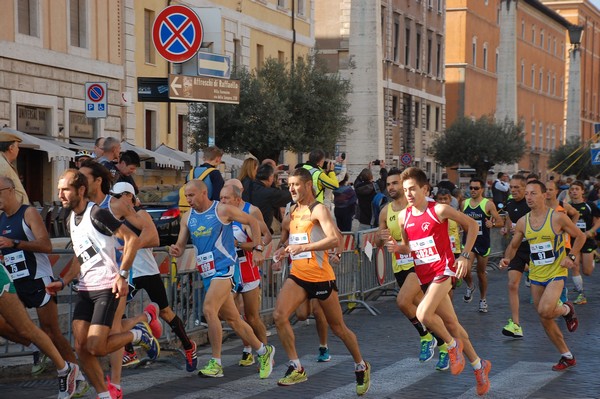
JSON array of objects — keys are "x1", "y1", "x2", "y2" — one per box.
[{"x1": 137, "y1": 185, "x2": 181, "y2": 246}]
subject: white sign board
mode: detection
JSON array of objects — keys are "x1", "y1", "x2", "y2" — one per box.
[{"x1": 85, "y1": 82, "x2": 108, "y2": 118}]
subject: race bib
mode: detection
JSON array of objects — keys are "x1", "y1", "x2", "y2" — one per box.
[
  {"x1": 196, "y1": 252, "x2": 216, "y2": 279},
  {"x1": 396, "y1": 253, "x2": 414, "y2": 266},
  {"x1": 530, "y1": 241, "x2": 555, "y2": 266},
  {"x1": 576, "y1": 220, "x2": 586, "y2": 232},
  {"x1": 409, "y1": 237, "x2": 441, "y2": 265},
  {"x1": 476, "y1": 220, "x2": 483, "y2": 235},
  {"x1": 5, "y1": 250, "x2": 29, "y2": 280},
  {"x1": 72, "y1": 236, "x2": 101, "y2": 269},
  {"x1": 289, "y1": 233, "x2": 312, "y2": 260},
  {"x1": 450, "y1": 236, "x2": 457, "y2": 253}
]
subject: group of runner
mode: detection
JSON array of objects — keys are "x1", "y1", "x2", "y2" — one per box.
[{"x1": 1, "y1": 156, "x2": 592, "y2": 398}]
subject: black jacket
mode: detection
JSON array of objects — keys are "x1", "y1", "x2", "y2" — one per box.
[
  {"x1": 354, "y1": 178, "x2": 376, "y2": 225},
  {"x1": 247, "y1": 180, "x2": 292, "y2": 232}
]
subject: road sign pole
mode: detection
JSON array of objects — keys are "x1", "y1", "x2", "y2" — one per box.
[{"x1": 208, "y1": 103, "x2": 215, "y2": 147}]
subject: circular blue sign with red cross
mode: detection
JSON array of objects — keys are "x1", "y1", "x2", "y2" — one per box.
[
  {"x1": 152, "y1": 5, "x2": 203, "y2": 63},
  {"x1": 401, "y1": 153, "x2": 413, "y2": 166},
  {"x1": 87, "y1": 84, "x2": 105, "y2": 102}
]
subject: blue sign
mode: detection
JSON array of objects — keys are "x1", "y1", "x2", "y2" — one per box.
[
  {"x1": 198, "y1": 52, "x2": 231, "y2": 79},
  {"x1": 153, "y1": 5, "x2": 203, "y2": 63},
  {"x1": 591, "y1": 148, "x2": 600, "y2": 165},
  {"x1": 85, "y1": 82, "x2": 107, "y2": 118},
  {"x1": 595, "y1": 123, "x2": 600, "y2": 135}
]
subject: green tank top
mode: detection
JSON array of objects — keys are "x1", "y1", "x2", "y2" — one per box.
[{"x1": 386, "y1": 202, "x2": 414, "y2": 273}]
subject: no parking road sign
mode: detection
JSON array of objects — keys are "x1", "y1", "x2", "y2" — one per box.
[
  {"x1": 401, "y1": 153, "x2": 413, "y2": 166},
  {"x1": 85, "y1": 82, "x2": 107, "y2": 118},
  {"x1": 153, "y1": 5, "x2": 203, "y2": 63}
]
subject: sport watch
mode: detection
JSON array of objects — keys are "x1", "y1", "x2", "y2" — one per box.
[
  {"x1": 118, "y1": 269, "x2": 130, "y2": 279},
  {"x1": 568, "y1": 254, "x2": 577, "y2": 262},
  {"x1": 12, "y1": 239, "x2": 20, "y2": 248},
  {"x1": 460, "y1": 252, "x2": 471, "y2": 260},
  {"x1": 253, "y1": 245, "x2": 264, "y2": 253}
]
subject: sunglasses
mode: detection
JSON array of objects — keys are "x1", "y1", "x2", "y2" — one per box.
[{"x1": 469, "y1": 186, "x2": 481, "y2": 190}]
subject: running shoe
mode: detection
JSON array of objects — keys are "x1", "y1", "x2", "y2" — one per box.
[
  {"x1": 447, "y1": 338, "x2": 465, "y2": 375},
  {"x1": 419, "y1": 336, "x2": 437, "y2": 362},
  {"x1": 355, "y1": 361, "x2": 371, "y2": 396},
  {"x1": 57, "y1": 362, "x2": 79, "y2": 399},
  {"x1": 560, "y1": 286, "x2": 568, "y2": 304},
  {"x1": 239, "y1": 351, "x2": 255, "y2": 367},
  {"x1": 502, "y1": 318, "x2": 523, "y2": 338},
  {"x1": 436, "y1": 350, "x2": 449, "y2": 371},
  {"x1": 144, "y1": 302, "x2": 163, "y2": 338},
  {"x1": 122, "y1": 348, "x2": 140, "y2": 367},
  {"x1": 317, "y1": 347, "x2": 331, "y2": 362},
  {"x1": 31, "y1": 351, "x2": 48, "y2": 375},
  {"x1": 474, "y1": 359, "x2": 492, "y2": 396},
  {"x1": 574, "y1": 292, "x2": 587, "y2": 305},
  {"x1": 562, "y1": 302, "x2": 578, "y2": 332},
  {"x1": 198, "y1": 358, "x2": 224, "y2": 378},
  {"x1": 478, "y1": 299, "x2": 488, "y2": 313},
  {"x1": 463, "y1": 285, "x2": 476, "y2": 303},
  {"x1": 133, "y1": 322, "x2": 160, "y2": 360},
  {"x1": 106, "y1": 376, "x2": 123, "y2": 399},
  {"x1": 73, "y1": 379, "x2": 90, "y2": 398},
  {"x1": 185, "y1": 341, "x2": 198, "y2": 372},
  {"x1": 552, "y1": 356, "x2": 576, "y2": 371},
  {"x1": 258, "y1": 344, "x2": 276, "y2": 379},
  {"x1": 277, "y1": 363, "x2": 308, "y2": 386}
]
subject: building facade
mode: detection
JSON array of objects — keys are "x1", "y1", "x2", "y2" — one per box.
[{"x1": 315, "y1": 0, "x2": 446, "y2": 181}]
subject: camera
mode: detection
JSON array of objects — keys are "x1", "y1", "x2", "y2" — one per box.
[
  {"x1": 373, "y1": 159, "x2": 381, "y2": 166},
  {"x1": 341, "y1": 152, "x2": 346, "y2": 160},
  {"x1": 279, "y1": 164, "x2": 290, "y2": 171},
  {"x1": 322, "y1": 161, "x2": 330, "y2": 170}
]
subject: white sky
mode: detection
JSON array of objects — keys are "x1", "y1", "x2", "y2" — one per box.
[{"x1": 591, "y1": 0, "x2": 600, "y2": 9}]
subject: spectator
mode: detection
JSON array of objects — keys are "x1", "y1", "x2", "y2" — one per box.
[
  {"x1": 373, "y1": 160, "x2": 388, "y2": 194},
  {"x1": 301, "y1": 149, "x2": 340, "y2": 204},
  {"x1": 491, "y1": 172, "x2": 510, "y2": 209},
  {"x1": 115, "y1": 150, "x2": 141, "y2": 194},
  {"x1": 333, "y1": 173, "x2": 357, "y2": 232},
  {"x1": 92, "y1": 137, "x2": 105, "y2": 159},
  {"x1": 98, "y1": 137, "x2": 121, "y2": 179},
  {"x1": 436, "y1": 172, "x2": 457, "y2": 194},
  {"x1": 354, "y1": 168, "x2": 376, "y2": 231},
  {"x1": 247, "y1": 164, "x2": 292, "y2": 233},
  {"x1": 239, "y1": 157, "x2": 259, "y2": 201},
  {"x1": 74, "y1": 150, "x2": 93, "y2": 169},
  {"x1": 526, "y1": 173, "x2": 539, "y2": 183},
  {"x1": 0, "y1": 130, "x2": 29, "y2": 205}
]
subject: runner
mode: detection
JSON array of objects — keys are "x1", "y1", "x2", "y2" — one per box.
[
  {"x1": 272, "y1": 168, "x2": 371, "y2": 396},
  {"x1": 377, "y1": 169, "x2": 446, "y2": 370},
  {"x1": 48, "y1": 169, "x2": 158, "y2": 399},
  {"x1": 169, "y1": 179, "x2": 275, "y2": 379},
  {"x1": 462, "y1": 178, "x2": 502, "y2": 313},
  {"x1": 499, "y1": 175, "x2": 529, "y2": 338},
  {"x1": 219, "y1": 181, "x2": 272, "y2": 367},
  {"x1": 435, "y1": 188, "x2": 463, "y2": 302},
  {"x1": 0, "y1": 176, "x2": 89, "y2": 396},
  {"x1": 397, "y1": 167, "x2": 491, "y2": 396},
  {"x1": 499, "y1": 180, "x2": 584, "y2": 371},
  {"x1": 567, "y1": 180, "x2": 600, "y2": 304}
]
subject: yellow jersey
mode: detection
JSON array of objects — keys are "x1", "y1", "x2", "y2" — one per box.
[
  {"x1": 386, "y1": 202, "x2": 415, "y2": 273},
  {"x1": 525, "y1": 209, "x2": 567, "y2": 283}
]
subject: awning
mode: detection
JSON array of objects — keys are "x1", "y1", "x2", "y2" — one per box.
[
  {"x1": 120, "y1": 141, "x2": 184, "y2": 169},
  {"x1": 154, "y1": 143, "x2": 245, "y2": 168},
  {"x1": 2, "y1": 128, "x2": 75, "y2": 161}
]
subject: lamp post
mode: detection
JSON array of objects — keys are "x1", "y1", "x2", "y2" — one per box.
[{"x1": 565, "y1": 25, "x2": 584, "y2": 143}]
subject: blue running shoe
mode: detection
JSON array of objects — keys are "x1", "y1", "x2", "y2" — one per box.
[
  {"x1": 436, "y1": 350, "x2": 449, "y2": 371},
  {"x1": 317, "y1": 347, "x2": 331, "y2": 362},
  {"x1": 133, "y1": 322, "x2": 160, "y2": 360},
  {"x1": 419, "y1": 336, "x2": 437, "y2": 362}
]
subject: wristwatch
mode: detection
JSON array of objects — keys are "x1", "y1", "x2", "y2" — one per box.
[
  {"x1": 253, "y1": 245, "x2": 264, "y2": 253},
  {"x1": 460, "y1": 251, "x2": 471, "y2": 260},
  {"x1": 568, "y1": 254, "x2": 577, "y2": 262},
  {"x1": 118, "y1": 269, "x2": 130, "y2": 279},
  {"x1": 12, "y1": 239, "x2": 20, "y2": 248}
]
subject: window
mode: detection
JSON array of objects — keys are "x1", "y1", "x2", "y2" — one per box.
[
  {"x1": 545, "y1": 126, "x2": 550, "y2": 151},
  {"x1": 547, "y1": 73, "x2": 551, "y2": 94},
  {"x1": 416, "y1": 30, "x2": 422, "y2": 70},
  {"x1": 531, "y1": 66, "x2": 535, "y2": 88},
  {"x1": 483, "y1": 44, "x2": 488, "y2": 70},
  {"x1": 521, "y1": 20, "x2": 525, "y2": 40},
  {"x1": 437, "y1": 0, "x2": 442, "y2": 13},
  {"x1": 435, "y1": 107, "x2": 440, "y2": 131},
  {"x1": 531, "y1": 26, "x2": 536, "y2": 43},
  {"x1": 551, "y1": 126, "x2": 556, "y2": 150},
  {"x1": 233, "y1": 39, "x2": 242, "y2": 70},
  {"x1": 436, "y1": 39, "x2": 442, "y2": 78},
  {"x1": 427, "y1": 35, "x2": 432, "y2": 74},
  {"x1": 18, "y1": 0, "x2": 39, "y2": 37},
  {"x1": 297, "y1": 0, "x2": 305, "y2": 15},
  {"x1": 278, "y1": 51, "x2": 285, "y2": 63},
  {"x1": 539, "y1": 70, "x2": 543, "y2": 91},
  {"x1": 392, "y1": 95, "x2": 399, "y2": 122},
  {"x1": 552, "y1": 75, "x2": 556, "y2": 96},
  {"x1": 381, "y1": 7, "x2": 386, "y2": 50},
  {"x1": 277, "y1": 0, "x2": 286, "y2": 8},
  {"x1": 70, "y1": 0, "x2": 87, "y2": 48},
  {"x1": 426, "y1": 104, "x2": 431, "y2": 130},
  {"x1": 495, "y1": 49, "x2": 499, "y2": 73},
  {"x1": 405, "y1": 25, "x2": 411, "y2": 66},
  {"x1": 540, "y1": 30, "x2": 544, "y2": 47},
  {"x1": 144, "y1": 9, "x2": 155, "y2": 64},
  {"x1": 538, "y1": 122, "x2": 543, "y2": 151},
  {"x1": 521, "y1": 61, "x2": 525, "y2": 83},
  {"x1": 415, "y1": 101, "x2": 420, "y2": 128},
  {"x1": 531, "y1": 121, "x2": 536, "y2": 150},
  {"x1": 553, "y1": 39, "x2": 557, "y2": 55},
  {"x1": 393, "y1": 14, "x2": 400, "y2": 62},
  {"x1": 428, "y1": 0, "x2": 433, "y2": 9},
  {"x1": 257, "y1": 44, "x2": 264, "y2": 69},
  {"x1": 145, "y1": 110, "x2": 157, "y2": 150},
  {"x1": 472, "y1": 37, "x2": 477, "y2": 66}
]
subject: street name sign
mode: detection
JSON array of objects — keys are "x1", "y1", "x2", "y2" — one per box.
[{"x1": 168, "y1": 74, "x2": 240, "y2": 104}]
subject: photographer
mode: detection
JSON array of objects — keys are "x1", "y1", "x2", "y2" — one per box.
[{"x1": 301, "y1": 149, "x2": 340, "y2": 205}]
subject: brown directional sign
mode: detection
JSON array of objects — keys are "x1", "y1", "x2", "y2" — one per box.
[{"x1": 168, "y1": 74, "x2": 240, "y2": 104}]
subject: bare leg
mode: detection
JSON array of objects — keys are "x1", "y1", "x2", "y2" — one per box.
[
  {"x1": 318, "y1": 290, "x2": 363, "y2": 363},
  {"x1": 475, "y1": 254, "x2": 489, "y2": 300},
  {"x1": 242, "y1": 287, "x2": 268, "y2": 344},
  {"x1": 311, "y1": 300, "x2": 329, "y2": 347},
  {"x1": 531, "y1": 281, "x2": 571, "y2": 354},
  {"x1": 37, "y1": 300, "x2": 78, "y2": 363},
  {"x1": 507, "y1": 270, "x2": 522, "y2": 324},
  {"x1": 273, "y1": 279, "x2": 309, "y2": 361}
]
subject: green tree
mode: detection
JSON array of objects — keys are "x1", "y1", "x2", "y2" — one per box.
[
  {"x1": 547, "y1": 137, "x2": 600, "y2": 179},
  {"x1": 187, "y1": 56, "x2": 352, "y2": 161},
  {"x1": 432, "y1": 115, "x2": 526, "y2": 181}
]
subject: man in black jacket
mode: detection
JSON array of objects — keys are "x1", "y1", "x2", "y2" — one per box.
[{"x1": 247, "y1": 164, "x2": 292, "y2": 233}]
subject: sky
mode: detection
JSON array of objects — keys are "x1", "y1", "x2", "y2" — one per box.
[{"x1": 592, "y1": 0, "x2": 600, "y2": 10}]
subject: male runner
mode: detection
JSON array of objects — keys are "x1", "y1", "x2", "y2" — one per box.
[
  {"x1": 169, "y1": 179, "x2": 275, "y2": 379},
  {"x1": 377, "y1": 168, "x2": 446, "y2": 370},
  {"x1": 500, "y1": 180, "x2": 583, "y2": 371},
  {"x1": 0, "y1": 176, "x2": 89, "y2": 396},
  {"x1": 272, "y1": 168, "x2": 371, "y2": 396},
  {"x1": 397, "y1": 167, "x2": 491, "y2": 396},
  {"x1": 219, "y1": 182, "x2": 272, "y2": 366},
  {"x1": 462, "y1": 178, "x2": 502, "y2": 312},
  {"x1": 48, "y1": 169, "x2": 158, "y2": 399},
  {"x1": 499, "y1": 174, "x2": 529, "y2": 338},
  {"x1": 568, "y1": 180, "x2": 600, "y2": 304}
]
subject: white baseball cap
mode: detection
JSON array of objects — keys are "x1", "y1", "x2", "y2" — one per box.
[{"x1": 110, "y1": 182, "x2": 136, "y2": 197}]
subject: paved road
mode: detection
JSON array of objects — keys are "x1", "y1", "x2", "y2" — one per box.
[{"x1": 1, "y1": 268, "x2": 597, "y2": 399}]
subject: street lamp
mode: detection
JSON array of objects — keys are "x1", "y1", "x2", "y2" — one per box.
[
  {"x1": 568, "y1": 25, "x2": 584, "y2": 49},
  {"x1": 565, "y1": 25, "x2": 584, "y2": 142}
]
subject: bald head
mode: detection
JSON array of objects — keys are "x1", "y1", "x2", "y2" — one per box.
[
  {"x1": 186, "y1": 179, "x2": 207, "y2": 192},
  {"x1": 219, "y1": 184, "x2": 242, "y2": 206},
  {"x1": 224, "y1": 178, "x2": 243, "y2": 192}
]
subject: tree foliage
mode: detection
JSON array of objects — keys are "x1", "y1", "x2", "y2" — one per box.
[
  {"x1": 432, "y1": 115, "x2": 526, "y2": 181},
  {"x1": 547, "y1": 137, "x2": 600, "y2": 179},
  {"x1": 187, "y1": 56, "x2": 352, "y2": 161}
]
